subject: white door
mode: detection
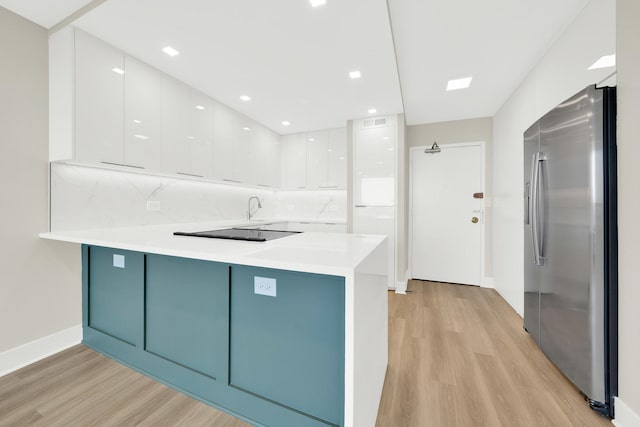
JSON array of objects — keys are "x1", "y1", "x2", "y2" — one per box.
[{"x1": 410, "y1": 143, "x2": 484, "y2": 285}]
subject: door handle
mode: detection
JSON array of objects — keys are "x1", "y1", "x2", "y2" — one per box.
[
  {"x1": 531, "y1": 152, "x2": 547, "y2": 266},
  {"x1": 471, "y1": 217, "x2": 479, "y2": 224}
]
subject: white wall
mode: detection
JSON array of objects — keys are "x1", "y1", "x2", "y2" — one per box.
[
  {"x1": 406, "y1": 117, "x2": 493, "y2": 280},
  {"x1": 0, "y1": 8, "x2": 80, "y2": 353},
  {"x1": 615, "y1": 0, "x2": 640, "y2": 424},
  {"x1": 492, "y1": 0, "x2": 615, "y2": 314}
]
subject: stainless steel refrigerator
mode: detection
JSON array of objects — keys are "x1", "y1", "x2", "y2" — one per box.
[{"x1": 523, "y1": 84, "x2": 617, "y2": 418}]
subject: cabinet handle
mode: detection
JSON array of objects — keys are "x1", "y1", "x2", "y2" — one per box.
[
  {"x1": 257, "y1": 184, "x2": 271, "y2": 188},
  {"x1": 319, "y1": 186, "x2": 338, "y2": 189},
  {"x1": 101, "y1": 161, "x2": 145, "y2": 169},
  {"x1": 223, "y1": 178, "x2": 242, "y2": 183},
  {"x1": 177, "y1": 172, "x2": 204, "y2": 178},
  {"x1": 297, "y1": 186, "x2": 307, "y2": 189}
]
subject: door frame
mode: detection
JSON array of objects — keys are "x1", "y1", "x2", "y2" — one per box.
[{"x1": 408, "y1": 141, "x2": 486, "y2": 286}]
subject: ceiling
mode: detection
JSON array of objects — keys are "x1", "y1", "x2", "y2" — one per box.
[{"x1": 1, "y1": 0, "x2": 593, "y2": 133}]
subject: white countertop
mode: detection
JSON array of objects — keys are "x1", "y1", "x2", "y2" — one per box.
[{"x1": 39, "y1": 221, "x2": 385, "y2": 277}]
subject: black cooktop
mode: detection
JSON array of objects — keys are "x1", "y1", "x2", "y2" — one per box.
[{"x1": 173, "y1": 228, "x2": 301, "y2": 242}]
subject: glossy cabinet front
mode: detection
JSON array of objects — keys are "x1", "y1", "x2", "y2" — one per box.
[
  {"x1": 281, "y1": 128, "x2": 347, "y2": 189},
  {"x1": 75, "y1": 31, "x2": 124, "y2": 165},
  {"x1": 82, "y1": 245, "x2": 345, "y2": 427},
  {"x1": 71, "y1": 29, "x2": 280, "y2": 187}
]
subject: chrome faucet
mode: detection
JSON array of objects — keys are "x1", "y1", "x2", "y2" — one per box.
[{"x1": 247, "y1": 196, "x2": 262, "y2": 221}]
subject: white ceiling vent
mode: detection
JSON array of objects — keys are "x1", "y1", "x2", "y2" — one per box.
[{"x1": 362, "y1": 117, "x2": 388, "y2": 128}]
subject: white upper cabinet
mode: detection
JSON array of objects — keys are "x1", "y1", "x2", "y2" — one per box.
[
  {"x1": 212, "y1": 102, "x2": 235, "y2": 181},
  {"x1": 188, "y1": 89, "x2": 214, "y2": 178},
  {"x1": 75, "y1": 30, "x2": 124, "y2": 166},
  {"x1": 124, "y1": 55, "x2": 162, "y2": 170},
  {"x1": 280, "y1": 128, "x2": 347, "y2": 189},
  {"x1": 306, "y1": 131, "x2": 329, "y2": 188},
  {"x1": 160, "y1": 74, "x2": 190, "y2": 175},
  {"x1": 70, "y1": 30, "x2": 282, "y2": 188},
  {"x1": 281, "y1": 133, "x2": 308, "y2": 189},
  {"x1": 252, "y1": 125, "x2": 280, "y2": 188},
  {"x1": 327, "y1": 128, "x2": 347, "y2": 189},
  {"x1": 354, "y1": 120, "x2": 395, "y2": 206}
]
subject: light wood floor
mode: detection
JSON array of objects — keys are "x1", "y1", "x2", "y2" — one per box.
[
  {"x1": 0, "y1": 280, "x2": 612, "y2": 427},
  {"x1": 376, "y1": 280, "x2": 612, "y2": 427}
]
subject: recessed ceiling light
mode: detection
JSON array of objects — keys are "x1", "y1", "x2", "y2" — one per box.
[
  {"x1": 339, "y1": 157, "x2": 345, "y2": 160},
  {"x1": 310, "y1": 0, "x2": 326, "y2": 7},
  {"x1": 240, "y1": 95, "x2": 251, "y2": 101},
  {"x1": 368, "y1": 108, "x2": 377, "y2": 114},
  {"x1": 446, "y1": 77, "x2": 472, "y2": 91},
  {"x1": 349, "y1": 70, "x2": 361, "y2": 79},
  {"x1": 133, "y1": 119, "x2": 141, "y2": 124},
  {"x1": 377, "y1": 161, "x2": 383, "y2": 165},
  {"x1": 282, "y1": 121, "x2": 290, "y2": 126},
  {"x1": 383, "y1": 136, "x2": 390, "y2": 140},
  {"x1": 162, "y1": 46, "x2": 179, "y2": 57},
  {"x1": 195, "y1": 105, "x2": 205, "y2": 110},
  {"x1": 187, "y1": 136, "x2": 194, "y2": 140},
  {"x1": 134, "y1": 134, "x2": 149, "y2": 140},
  {"x1": 243, "y1": 127, "x2": 251, "y2": 131},
  {"x1": 588, "y1": 54, "x2": 615, "y2": 70},
  {"x1": 387, "y1": 147, "x2": 393, "y2": 151},
  {"x1": 327, "y1": 149, "x2": 333, "y2": 152},
  {"x1": 308, "y1": 138, "x2": 316, "y2": 142},
  {"x1": 112, "y1": 67, "x2": 125, "y2": 75}
]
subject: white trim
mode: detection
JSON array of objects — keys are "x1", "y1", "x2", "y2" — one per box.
[
  {"x1": 482, "y1": 276, "x2": 494, "y2": 288},
  {"x1": 613, "y1": 397, "x2": 640, "y2": 427},
  {"x1": 409, "y1": 142, "x2": 486, "y2": 286},
  {"x1": 0, "y1": 325, "x2": 82, "y2": 378},
  {"x1": 395, "y1": 269, "x2": 409, "y2": 294}
]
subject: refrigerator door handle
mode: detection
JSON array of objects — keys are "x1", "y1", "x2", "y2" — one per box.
[{"x1": 531, "y1": 152, "x2": 547, "y2": 266}]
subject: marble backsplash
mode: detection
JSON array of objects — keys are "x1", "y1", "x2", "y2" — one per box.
[
  {"x1": 50, "y1": 162, "x2": 347, "y2": 231},
  {"x1": 275, "y1": 190, "x2": 346, "y2": 223}
]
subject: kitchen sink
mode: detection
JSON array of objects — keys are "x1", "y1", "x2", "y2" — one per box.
[{"x1": 173, "y1": 228, "x2": 301, "y2": 242}]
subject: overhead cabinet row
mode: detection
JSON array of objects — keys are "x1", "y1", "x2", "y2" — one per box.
[
  {"x1": 74, "y1": 30, "x2": 279, "y2": 187},
  {"x1": 71, "y1": 29, "x2": 346, "y2": 190}
]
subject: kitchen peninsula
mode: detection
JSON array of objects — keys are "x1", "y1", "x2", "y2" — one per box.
[{"x1": 40, "y1": 224, "x2": 388, "y2": 427}]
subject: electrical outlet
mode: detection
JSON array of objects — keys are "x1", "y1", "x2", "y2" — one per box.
[
  {"x1": 146, "y1": 200, "x2": 161, "y2": 211},
  {"x1": 254, "y1": 276, "x2": 277, "y2": 297},
  {"x1": 113, "y1": 254, "x2": 125, "y2": 268}
]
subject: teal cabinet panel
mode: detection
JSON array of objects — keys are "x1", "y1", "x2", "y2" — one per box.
[
  {"x1": 86, "y1": 246, "x2": 143, "y2": 346},
  {"x1": 82, "y1": 246, "x2": 346, "y2": 427},
  {"x1": 145, "y1": 254, "x2": 229, "y2": 380},
  {"x1": 229, "y1": 266, "x2": 345, "y2": 426}
]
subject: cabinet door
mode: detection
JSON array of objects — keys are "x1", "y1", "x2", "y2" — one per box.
[
  {"x1": 251, "y1": 125, "x2": 274, "y2": 187},
  {"x1": 161, "y1": 75, "x2": 190, "y2": 175},
  {"x1": 145, "y1": 255, "x2": 229, "y2": 380},
  {"x1": 327, "y1": 128, "x2": 347, "y2": 189},
  {"x1": 230, "y1": 266, "x2": 344, "y2": 425},
  {"x1": 282, "y1": 133, "x2": 307, "y2": 189},
  {"x1": 266, "y1": 130, "x2": 281, "y2": 188},
  {"x1": 212, "y1": 102, "x2": 235, "y2": 181},
  {"x1": 189, "y1": 89, "x2": 214, "y2": 178},
  {"x1": 233, "y1": 115, "x2": 252, "y2": 183},
  {"x1": 86, "y1": 246, "x2": 143, "y2": 346},
  {"x1": 354, "y1": 124, "x2": 395, "y2": 205},
  {"x1": 306, "y1": 131, "x2": 329, "y2": 188},
  {"x1": 124, "y1": 55, "x2": 162, "y2": 170},
  {"x1": 75, "y1": 30, "x2": 124, "y2": 165}
]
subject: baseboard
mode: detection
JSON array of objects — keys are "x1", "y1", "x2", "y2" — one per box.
[
  {"x1": 481, "y1": 276, "x2": 494, "y2": 288},
  {"x1": 0, "y1": 324, "x2": 82, "y2": 378},
  {"x1": 613, "y1": 397, "x2": 640, "y2": 427}
]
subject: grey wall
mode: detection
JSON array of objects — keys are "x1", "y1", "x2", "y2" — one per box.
[
  {"x1": 0, "y1": 7, "x2": 80, "y2": 353},
  {"x1": 616, "y1": 0, "x2": 640, "y2": 418},
  {"x1": 406, "y1": 117, "x2": 493, "y2": 279}
]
